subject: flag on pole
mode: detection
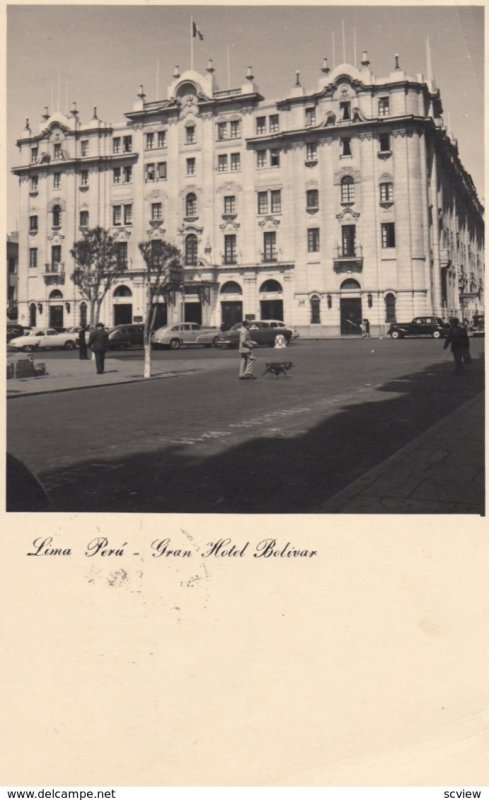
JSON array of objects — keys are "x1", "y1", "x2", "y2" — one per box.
[{"x1": 192, "y1": 21, "x2": 204, "y2": 40}]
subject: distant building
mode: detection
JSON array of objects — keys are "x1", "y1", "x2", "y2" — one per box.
[
  {"x1": 7, "y1": 232, "x2": 19, "y2": 320},
  {"x1": 12, "y1": 54, "x2": 484, "y2": 335}
]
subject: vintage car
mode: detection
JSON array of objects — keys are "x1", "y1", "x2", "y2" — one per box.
[
  {"x1": 151, "y1": 322, "x2": 220, "y2": 349},
  {"x1": 387, "y1": 317, "x2": 450, "y2": 339},
  {"x1": 107, "y1": 324, "x2": 145, "y2": 350},
  {"x1": 215, "y1": 320, "x2": 295, "y2": 348},
  {"x1": 8, "y1": 327, "x2": 80, "y2": 351}
]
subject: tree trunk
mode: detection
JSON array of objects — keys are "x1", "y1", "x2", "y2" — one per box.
[
  {"x1": 89, "y1": 298, "x2": 96, "y2": 328},
  {"x1": 143, "y1": 279, "x2": 154, "y2": 379},
  {"x1": 143, "y1": 339, "x2": 152, "y2": 379}
]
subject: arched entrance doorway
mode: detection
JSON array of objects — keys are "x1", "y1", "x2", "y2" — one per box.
[
  {"x1": 259, "y1": 279, "x2": 283, "y2": 320},
  {"x1": 113, "y1": 285, "x2": 133, "y2": 325},
  {"x1": 220, "y1": 281, "x2": 243, "y2": 329},
  {"x1": 339, "y1": 279, "x2": 362, "y2": 335},
  {"x1": 48, "y1": 289, "x2": 64, "y2": 329},
  {"x1": 184, "y1": 285, "x2": 202, "y2": 324}
]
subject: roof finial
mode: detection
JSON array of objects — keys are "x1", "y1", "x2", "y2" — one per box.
[
  {"x1": 42, "y1": 106, "x2": 50, "y2": 121},
  {"x1": 321, "y1": 57, "x2": 330, "y2": 74},
  {"x1": 25, "y1": 118, "x2": 31, "y2": 132},
  {"x1": 173, "y1": 65, "x2": 181, "y2": 79},
  {"x1": 395, "y1": 53, "x2": 400, "y2": 70},
  {"x1": 138, "y1": 84, "x2": 146, "y2": 101},
  {"x1": 92, "y1": 106, "x2": 98, "y2": 120},
  {"x1": 246, "y1": 65, "x2": 254, "y2": 81},
  {"x1": 361, "y1": 50, "x2": 370, "y2": 67},
  {"x1": 206, "y1": 58, "x2": 215, "y2": 74},
  {"x1": 295, "y1": 71, "x2": 301, "y2": 86},
  {"x1": 71, "y1": 101, "x2": 78, "y2": 117}
]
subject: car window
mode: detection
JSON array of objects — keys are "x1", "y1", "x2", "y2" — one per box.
[{"x1": 36, "y1": 332, "x2": 45, "y2": 337}]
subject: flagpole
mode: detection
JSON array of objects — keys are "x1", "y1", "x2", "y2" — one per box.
[
  {"x1": 227, "y1": 45, "x2": 231, "y2": 89},
  {"x1": 190, "y1": 16, "x2": 194, "y2": 70}
]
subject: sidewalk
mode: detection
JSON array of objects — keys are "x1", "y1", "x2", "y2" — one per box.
[{"x1": 317, "y1": 391, "x2": 485, "y2": 514}]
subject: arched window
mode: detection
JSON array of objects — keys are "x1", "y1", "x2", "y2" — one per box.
[
  {"x1": 385, "y1": 293, "x2": 396, "y2": 323},
  {"x1": 113, "y1": 285, "x2": 132, "y2": 297},
  {"x1": 340, "y1": 279, "x2": 361, "y2": 291},
  {"x1": 52, "y1": 205, "x2": 61, "y2": 227},
  {"x1": 310, "y1": 295, "x2": 321, "y2": 324},
  {"x1": 49, "y1": 289, "x2": 63, "y2": 299},
  {"x1": 260, "y1": 279, "x2": 283, "y2": 293},
  {"x1": 29, "y1": 302, "x2": 37, "y2": 327},
  {"x1": 79, "y1": 302, "x2": 87, "y2": 327},
  {"x1": 220, "y1": 281, "x2": 242, "y2": 294},
  {"x1": 185, "y1": 193, "x2": 197, "y2": 217},
  {"x1": 185, "y1": 234, "x2": 198, "y2": 266},
  {"x1": 340, "y1": 176, "x2": 354, "y2": 203}
]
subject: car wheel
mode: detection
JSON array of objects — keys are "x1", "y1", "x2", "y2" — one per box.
[
  {"x1": 432, "y1": 330, "x2": 441, "y2": 339},
  {"x1": 390, "y1": 331, "x2": 400, "y2": 339},
  {"x1": 64, "y1": 341, "x2": 76, "y2": 350},
  {"x1": 23, "y1": 345, "x2": 35, "y2": 352},
  {"x1": 170, "y1": 338, "x2": 181, "y2": 350}
]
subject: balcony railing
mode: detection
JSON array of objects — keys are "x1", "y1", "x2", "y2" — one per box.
[
  {"x1": 43, "y1": 263, "x2": 65, "y2": 285},
  {"x1": 333, "y1": 245, "x2": 363, "y2": 272},
  {"x1": 261, "y1": 250, "x2": 278, "y2": 263}
]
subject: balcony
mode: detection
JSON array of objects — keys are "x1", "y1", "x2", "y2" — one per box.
[
  {"x1": 333, "y1": 245, "x2": 363, "y2": 273},
  {"x1": 43, "y1": 263, "x2": 65, "y2": 285},
  {"x1": 221, "y1": 254, "x2": 238, "y2": 266}
]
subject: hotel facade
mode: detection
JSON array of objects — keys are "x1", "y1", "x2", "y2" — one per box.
[{"x1": 12, "y1": 54, "x2": 484, "y2": 336}]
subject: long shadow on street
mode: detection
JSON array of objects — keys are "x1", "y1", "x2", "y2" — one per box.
[{"x1": 32, "y1": 355, "x2": 484, "y2": 514}]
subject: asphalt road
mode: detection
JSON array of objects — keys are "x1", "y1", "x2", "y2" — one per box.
[{"x1": 7, "y1": 338, "x2": 484, "y2": 513}]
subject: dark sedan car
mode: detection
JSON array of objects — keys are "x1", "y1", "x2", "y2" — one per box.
[
  {"x1": 216, "y1": 320, "x2": 294, "y2": 348},
  {"x1": 387, "y1": 317, "x2": 450, "y2": 339},
  {"x1": 107, "y1": 324, "x2": 144, "y2": 350}
]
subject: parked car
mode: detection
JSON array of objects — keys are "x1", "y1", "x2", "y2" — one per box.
[
  {"x1": 151, "y1": 322, "x2": 220, "y2": 350},
  {"x1": 216, "y1": 320, "x2": 295, "y2": 348},
  {"x1": 7, "y1": 323, "x2": 26, "y2": 342},
  {"x1": 470, "y1": 314, "x2": 484, "y2": 337},
  {"x1": 107, "y1": 324, "x2": 144, "y2": 350},
  {"x1": 8, "y1": 327, "x2": 80, "y2": 351},
  {"x1": 264, "y1": 319, "x2": 300, "y2": 340},
  {"x1": 387, "y1": 317, "x2": 450, "y2": 339}
]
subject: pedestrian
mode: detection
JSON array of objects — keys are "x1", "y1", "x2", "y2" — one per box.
[
  {"x1": 443, "y1": 317, "x2": 471, "y2": 374},
  {"x1": 362, "y1": 318, "x2": 370, "y2": 337},
  {"x1": 88, "y1": 322, "x2": 109, "y2": 374},
  {"x1": 78, "y1": 325, "x2": 89, "y2": 359},
  {"x1": 238, "y1": 319, "x2": 257, "y2": 380}
]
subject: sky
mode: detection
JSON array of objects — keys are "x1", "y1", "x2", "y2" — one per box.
[{"x1": 6, "y1": 4, "x2": 484, "y2": 230}]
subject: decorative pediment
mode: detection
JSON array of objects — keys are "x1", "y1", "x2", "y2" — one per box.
[
  {"x1": 146, "y1": 225, "x2": 166, "y2": 240},
  {"x1": 47, "y1": 232, "x2": 65, "y2": 243},
  {"x1": 113, "y1": 228, "x2": 132, "y2": 241},
  {"x1": 216, "y1": 181, "x2": 242, "y2": 195},
  {"x1": 322, "y1": 111, "x2": 336, "y2": 127},
  {"x1": 351, "y1": 106, "x2": 367, "y2": 122},
  {"x1": 177, "y1": 223, "x2": 203, "y2": 235},
  {"x1": 305, "y1": 179, "x2": 319, "y2": 190},
  {"x1": 219, "y1": 220, "x2": 240, "y2": 231},
  {"x1": 145, "y1": 189, "x2": 163, "y2": 201},
  {"x1": 336, "y1": 206, "x2": 360, "y2": 221},
  {"x1": 334, "y1": 167, "x2": 361, "y2": 185},
  {"x1": 47, "y1": 197, "x2": 66, "y2": 211},
  {"x1": 258, "y1": 215, "x2": 280, "y2": 230}
]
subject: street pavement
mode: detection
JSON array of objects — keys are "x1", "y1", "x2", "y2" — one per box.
[{"x1": 6, "y1": 339, "x2": 485, "y2": 514}]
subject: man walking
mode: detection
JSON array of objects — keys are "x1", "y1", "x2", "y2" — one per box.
[
  {"x1": 443, "y1": 317, "x2": 471, "y2": 374},
  {"x1": 88, "y1": 322, "x2": 109, "y2": 374},
  {"x1": 238, "y1": 319, "x2": 256, "y2": 380}
]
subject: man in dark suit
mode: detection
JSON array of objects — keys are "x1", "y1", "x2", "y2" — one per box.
[
  {"x1": 88, "y1": 322, "x2": 109, "y2": 374},
  {"x1": 443, "y1": 317, "x2": 471, "y2": 374}
]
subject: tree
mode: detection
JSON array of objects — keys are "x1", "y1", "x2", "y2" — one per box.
[
  {"x1": 70, "y1": 227, "x2": 124, "y2": 327},
  {"x1": 138, "y1": 238, "x2": 183, "y2": 379}
]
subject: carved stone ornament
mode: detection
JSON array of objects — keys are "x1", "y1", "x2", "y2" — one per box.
[
  {"x1": 113, "y1": 228, "x2": 132, "y2": 241},
  {"x1": 219, "y1": 220, "x2": 240, "y2": 231},
  {"x1": 391, "y1": 128, "x2": 407, "y2": 138},
  {"x1": 147, "y1": 225, "x2": 166, "y2": 240},
  {"x1": 216, "y1": 181, "x2": 242, "y2": 195},
  {"x1": 177, "y1": 223, "x2": 203, "y2": 235},
  {"x1": 358, "y1": 131, "x2": 373, "y2": 141},
  {"x1": 145, "y1": 189, "x2": 162, "y2": 201},
  {"x1": 334, "y1": 167, "x2": 360, "y2": 185},
  {"x1": 336, "y1": 206, "x2": 360, "y2": 221},
  {"x1": 258, "y1": 215, "x2": 280, "y2": 230},
  {"x1": 47, "y1": 232, "x2": 65, "y2": 242},
  {"x1": 179, "y1": 96, "x2": 198, "y2": 118}
]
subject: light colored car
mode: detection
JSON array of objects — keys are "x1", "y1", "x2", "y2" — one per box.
[
  {"x1": 216, "y1": 321, "x2": 295, "y2": 348},
  {"x1": 265, "y1": 319, "x2": 300, "y2": 340},
  {"x1": 151, "y1": 322, "x2": 219, "y2": 350},
  {"x1": 8, "y1": 327, "x2": 80, "y2": 351}
]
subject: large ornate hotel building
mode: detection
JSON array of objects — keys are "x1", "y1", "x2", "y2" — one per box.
[{"x1": 12, "y1": 54, "x2": 484, "y2": 336}]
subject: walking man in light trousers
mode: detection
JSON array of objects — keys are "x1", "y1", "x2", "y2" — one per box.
[{"x1": 238, "y1": 319, "x2": 256, "y2": 380}]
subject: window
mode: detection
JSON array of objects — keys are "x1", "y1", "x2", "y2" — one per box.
[
  {"x1": 113, "y1": 137, "x2": 121, "y2": 154},
  {"x1": 185, "y1": 193, "x2": 197, "y2": 217},
  {"x1": 123, "y1": 136, "x2": 132, "y2": 153},
  {"x1": 256, "y1": 150, "x2": 266, "y2": 169},
  {"x1": 123, "y1": 166, "x2": 132, "y2": 183},
  {"x1": 113, "y1": 206, "x2": 122, "y2": 226},
  {"x1": 157, "y1": 162, "x2": 167, "y2": 180},
  {"x1": 257, "y1": 192, "x2": 268, "y2": 215},
  {"x1": 307, "y1": 228, "x2": 320, "y2": 253},
  {"x1": 263, "y1": 231, "x2": 277, "y2": 261},
  {"x1": 53, "y1": 173, "x2": 61, "y2": 189},
  {"x1": 54, "y1": 143, "x2": 62, "y2": 160},
  {"x1": 380, "y1": 182, "x2": 393, "y2": 203},
  {"x1": 29, "y1": 248, "x2": 38, "y2": 268},
  {"x1": 217, "y1": 122, "x2": 227, "y2": 140},
  {"x1": 341, "y1": 225, "x2": 356, "y2": 256},
  {"x1": 341, "y1": 138, "x2": 352, "y2": 157},
  {"x1": 185, "y1": 234, "x2": 198, "y2": 266},
  {"x1": 230, "y1": 153, "x2": 240, "y2": 172},
  {"x1": 310, "y1": 295, "x2": 321, "y2": 324},
  {"x1": 341, "y1": 176, "x2": 355, "y2": 203},
  {"x1": 144, "y1": 164, "x2": 155, "y2": 182},
  {"x1": 113, "y1": 167, "x2": 121, "y2": 184},
  {"x1": 29, "y1": 303, "x2": 37, "y2": 327},
  {"x1": 185, "y1": 125, "x2": 195, "y2": 144},
  {"x1": 151, "y1": 202, "x2": 162, "y2": 221},
  {"x1": 378, "y1": 97, "x2": 390, "y2": 117},
  {"x1": 145, "y1": 132, "x2": 155, "y2": 150},
  {"x1": 52, "y1": 205, "x2": 61, "y2": 228},
  {"x1": 157, "y1": 131, "x2": 166, "y2": 148},
  {"x1": 124, "y1": 204, "x2": 132, "y2": 225},
  {"x1": 29, "y1": 215, "x2": 38, "y2": 233},
  {"x1": 30, "y1": 176, "x2": 38, "y2": 192},
  {"x1": 256, "y1": 116, "x2": 266, "y2": 135},
  {"x1": 79, "y1": 210, "x2": 89, "y2": 228},
  {"x1": 306, "y1": 143, "x2": 317, "y2": 162},
  {"x1": 270, "y1": 190, "x2": 281, "y2": 214},
  {"x1": 218, "y1": 154, "x2": 228, "y2": 172},
  {"x1": 381, "y1": 222, "x2": 395, "y2": 247},
  {"x1": 224, "y1": 195, "x2": 236, "y2": 215},
  {"x1": 385, "y1": 293, "x2": 396, "y2": 323},
  {"x1": 269, "y1": 114, "x2": 279, "y2": 133},
  {"x1": 379, "y1": 133, "x2": 390, "y2": 153},
  {"x1": 51, "y1": 245, "x2": 62, "y2": 267},
  {"x1": 80, "y1": 170, "x2": 89, "y2": 187},
  {"x1": 270, "y1": 150, "x2": 280, "y2": 167},
  {"x1": 306, "y1": 189, "x2": 319, "y2": 211},
  {"x1": 81, "y1": 140, "x2": 89, "y2": 156},
  {"x1": 305, "y1": 107, "x2": 316, "y2": 126},
  {"x1": 115, "y1": 242, "x2": 128, "y2": 269},
  {"x1": 31, "y1": 147, "x2": 38, "y2": 163},
  {"x1": 340, "y1": 101, "x2": 351, "y2": 121},
  {"x1": 186, "y1": 158, "x2": 196, "y2": 176},
  {"x1": 224, "y1": 234, "x2": 237, "y2": 264},
  {"x1": 230, "y1": 120, "x2": 240, "y2": 139}
]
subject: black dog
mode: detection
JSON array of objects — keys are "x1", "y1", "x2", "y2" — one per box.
[{"x1": 263, "y1": 361, "x2": 294, "y2": 377}]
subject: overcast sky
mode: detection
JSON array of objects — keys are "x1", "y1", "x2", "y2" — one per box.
[{"x1": 7, "y1": 4, "x2": 484, "y2": 230}]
